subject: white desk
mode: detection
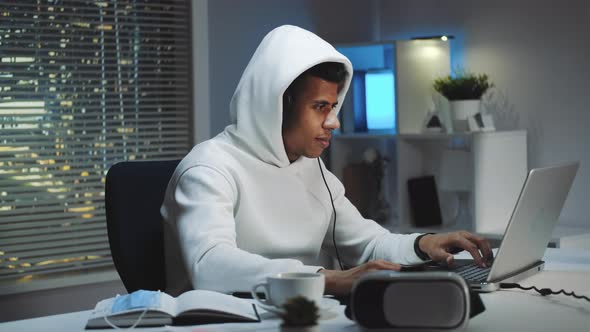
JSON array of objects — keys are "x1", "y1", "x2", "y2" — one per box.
[{"x1": 2, "y1": 248, "x2": 589, "y2": 332}]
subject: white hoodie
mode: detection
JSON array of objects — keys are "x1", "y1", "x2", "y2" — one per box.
[{"x1": 161, "y1": 25, "x2": 424, "y2": 295}]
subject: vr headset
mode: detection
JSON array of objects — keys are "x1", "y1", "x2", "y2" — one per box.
[{"x1": 346, "y1": 271, "x2": 485, "y2": 331}]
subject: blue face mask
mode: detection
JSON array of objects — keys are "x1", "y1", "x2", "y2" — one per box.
[{"x1": 111, "y1": 290, "x2": 162, "y2": 314}]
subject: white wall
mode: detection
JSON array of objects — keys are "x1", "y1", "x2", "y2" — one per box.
[
  {"x1": 207, "y1": 0, "x2": 379, "y2": 136},
  {"x1": 378, "y1": 0, "x2": 590, "y2": 227},
  {"x1": 206, "y1": 0, "x2": 589, "y2": 227},
  {"x1": 207, "y1": 0, "x2": 316, "y2": 136},
  {"x1": 206, "y1": 0, "x2": 590, "y2": 227}
]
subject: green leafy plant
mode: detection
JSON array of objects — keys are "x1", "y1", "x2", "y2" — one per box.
[
  {"x1": 433, "y1": 71, "x2": 494, "y2": 101},
  {"x1": 280, "y1": 296, "x2": 320, "y2": 327}
]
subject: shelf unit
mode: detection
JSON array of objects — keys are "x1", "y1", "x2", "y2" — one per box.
[
  {"x1": 329, "y1": 39, "x2": 528, "y2": 236},
  {"x1": 396, "y1": 130, "x2": 527, "y2": 235},
  {"x1": 330, "y1": 130, "x2": 528, "y2": 236}
]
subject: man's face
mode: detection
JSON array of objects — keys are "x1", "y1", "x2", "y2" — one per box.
[{"x1": 282, "y1": 75, "x2": 340, "y2": 162}]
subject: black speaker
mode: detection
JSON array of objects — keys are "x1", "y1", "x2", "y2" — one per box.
[
  {"x1": 350, "y1": 271, "x2": 474, "y2": 331},
  {"x1": 407, "y1": 175, "x2": 443, "y2": 227}
]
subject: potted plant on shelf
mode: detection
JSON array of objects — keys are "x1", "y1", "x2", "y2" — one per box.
[
  {"x1": 433, "y1": 71, "x2": 494, "y2": 132},
  {"x1": 279, "y1": 296, "x2": 320, "y2": 332}
]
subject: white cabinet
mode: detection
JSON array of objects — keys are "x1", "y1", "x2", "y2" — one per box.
[
  {"x1": 396, "y1": 130, "x2": 527, "y2": 235},
  {"x1": 329, "y1": 130, "x2": 527, "y2": 236},
  {"x1": 330, "y1": 39, "x2": 527, "y2": 236}
]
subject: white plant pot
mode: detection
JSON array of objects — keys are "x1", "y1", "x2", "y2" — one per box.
[{"x1": 450, "y1": 99, "x2": 481, "y2": 132}]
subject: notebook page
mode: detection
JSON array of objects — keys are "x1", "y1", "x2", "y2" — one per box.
[{"x1": 174, "y1": 290, "x2": 257, "y2": 319}]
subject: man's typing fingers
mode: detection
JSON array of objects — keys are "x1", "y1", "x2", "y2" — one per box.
[
  {"x1": 463, "y1": 232, "x2": 493, "y2": 264},
  {"x1": 452, "y1": 235, "x2": 485, "y2": 266}
]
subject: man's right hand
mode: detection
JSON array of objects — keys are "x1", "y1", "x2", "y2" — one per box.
[{"x1": 319, "y1": 260, "x2": 401, "y2": 296}]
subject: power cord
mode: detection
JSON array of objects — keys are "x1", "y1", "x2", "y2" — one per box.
[
  {"x1": 500, "y1": 283, "x2": 590, "y2": 302},
  {"x1": 317, "y1": 158, "x2": 344, "y2": 270}
]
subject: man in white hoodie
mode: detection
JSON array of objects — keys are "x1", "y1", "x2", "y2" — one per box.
[{"x1": 161, "y1": 25, "x2": 492, "y2": 297}]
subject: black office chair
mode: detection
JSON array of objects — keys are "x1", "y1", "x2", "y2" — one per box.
[{"x1": 105, "y1": 159, "x2": 180, "y2": 293}]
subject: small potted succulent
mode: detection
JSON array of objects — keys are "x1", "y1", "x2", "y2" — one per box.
[
  {"x1": 433, "y1": 71, "x2": 494, "y2": 132},
  {"x1": 279, "y1": 296, "x2": 320, "y2": 332}
]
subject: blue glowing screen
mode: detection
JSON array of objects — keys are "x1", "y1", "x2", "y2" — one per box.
[{"x1": 365, "y1": 70, "x2": 395, "y2": 131}]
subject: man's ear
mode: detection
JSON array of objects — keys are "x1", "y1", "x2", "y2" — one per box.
[
  {"x1": 283, "y1": 91, "x2": 293, "y2": 109},
  {"x1": 282, "y1": 91, "x2": 294, "y2": 130}
]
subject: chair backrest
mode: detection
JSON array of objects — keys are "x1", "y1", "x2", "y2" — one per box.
[{"x1": 105, "y1": 159, "x2": 180, "y2": 293}]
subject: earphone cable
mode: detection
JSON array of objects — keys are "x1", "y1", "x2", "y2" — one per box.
[{"x1": 317, "y1": 158, "x2": 344, "y2": 270}]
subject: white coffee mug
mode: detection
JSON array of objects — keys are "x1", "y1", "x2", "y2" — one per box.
[{"x1": 251, "y1": 272, "x2": 325, "y2": 313}]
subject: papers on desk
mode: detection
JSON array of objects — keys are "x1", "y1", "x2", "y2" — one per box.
[{"x1": 85, "y1": 289, "x2": 260, "y2": 329}]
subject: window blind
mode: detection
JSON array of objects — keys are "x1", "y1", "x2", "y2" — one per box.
[{"x1": 0, "y1": 0, "x2": 192, "y2": 286}]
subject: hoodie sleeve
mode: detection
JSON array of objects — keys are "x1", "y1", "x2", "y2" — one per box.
[
  {"x1": 169, "y1": 166, "x2": 322, "y2": 293},
  {"x1": 320, "y1": 170, "x2": 425, "y2": 266}
]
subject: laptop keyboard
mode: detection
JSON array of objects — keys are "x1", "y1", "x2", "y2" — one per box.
[{"x1": 452, "y1": 263, "x2": 491, "y2": 282}]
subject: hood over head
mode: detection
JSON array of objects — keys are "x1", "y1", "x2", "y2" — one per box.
[{"x1": 227, "y1": 25, "x2": 353, "y2": 168}]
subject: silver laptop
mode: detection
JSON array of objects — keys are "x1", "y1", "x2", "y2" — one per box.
[{"x1": 433, "y1": 162, "x2": 579, "y2": 292}]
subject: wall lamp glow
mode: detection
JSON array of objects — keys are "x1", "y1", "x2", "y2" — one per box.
[{"x1": 411, "y1": 35, "x2": 454, "y2": 41}]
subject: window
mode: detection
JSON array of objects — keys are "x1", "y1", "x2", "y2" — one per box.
[{"x1": 0, "y1": 0, "x2": 192, "y2": 289}]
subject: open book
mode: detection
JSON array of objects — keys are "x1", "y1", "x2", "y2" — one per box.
[{"x1": 86, "y1": 289, "x2": 260, "y2": 329}]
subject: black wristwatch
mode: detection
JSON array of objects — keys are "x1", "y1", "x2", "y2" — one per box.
[{"x1": 413, "y1": 233, "x2": 433, "y2": 261}]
